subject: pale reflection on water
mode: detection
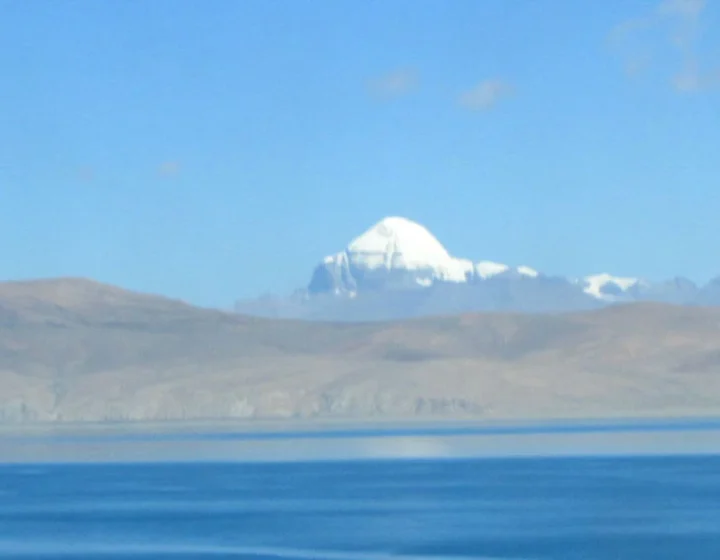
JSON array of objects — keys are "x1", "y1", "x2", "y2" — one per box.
[{"x1": 2, "y1": 420, "x2": 720, "y2": 463}]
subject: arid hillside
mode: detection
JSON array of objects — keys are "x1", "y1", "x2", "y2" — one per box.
[{"x1": 1, "y1": 278, "x2": 720, "y2": 423}]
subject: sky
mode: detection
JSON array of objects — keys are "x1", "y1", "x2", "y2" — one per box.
[{"x1": 1, "y1": 0, "x2": 719, "y2": 307}]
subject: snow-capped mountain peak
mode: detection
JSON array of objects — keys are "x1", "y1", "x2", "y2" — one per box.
[
  {"x1": 581, "y1": 273, "x2": 643, "y2": 301},
  {"x1": 309, "y1": 217, "x2": 670, "y2": 305},
  {"x1": 346, "y1": 216, "x2": 454, "y2": 271},
  {"x1": 237, "y1": 217, "x2": 715, "y2": 321},
  {"x1": 310, "y1": 216, "x2": 543, "y2": 294}
]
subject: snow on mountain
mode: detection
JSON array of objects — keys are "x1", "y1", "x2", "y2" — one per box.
[
  {"x1": 339, "y1": 216, "x2": 474, "y2": 283},
  {"x1": 345, "y1": 217, "x2": 456, "y2": 273},
  {"x1": 313, "y1": 217, "x2": 539, "y2": 294},
  {"x1": 581, "y1": 273, "x2": 643, "y2": 301},
  {"x1": 475, "y1": 261, "x2": 509, "y2": 279},
  {"x1": 474, "y1": 261, "x2": 539, "y2": 280},
  {"x1": 236, "y1": 216, "x2": 714, "y2": 321},
  {"x1": 517, "y1": 266, "x2": 539, "y2": 278}
]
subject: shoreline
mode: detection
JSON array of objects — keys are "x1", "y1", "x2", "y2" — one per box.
[
  {"x1": 2, "y1": 410, "x2": 720, "y2": 437},
  {"x1": 2, "y1": 415, "x2": 720, "y2": 464}
]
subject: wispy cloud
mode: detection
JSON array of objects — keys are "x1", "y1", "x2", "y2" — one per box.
[
  {"x1": 659, "y1": 0, "x2": 705, "y2": 51},
  {"x1": 610, "y1": 0, "x2": 717, "y2": 93},
  {"x1": 609, "y1": 16, "x2": 655, "y2": 46},
  {"x1": 673, "y1": 63, "x2": 720, "y2": 92},
  {"x1": 625, "y1": 54, "x2": 653, "y2": 78},
  {"x1": 458, "y1": 79, "x2": 514, "y2": 111},
  {"x1": 659, "y1": 0, "x2": 705, "y2": 22},
  {"x1": 367, "y1": 69, "x2": 419, "y2": 98},
  {"x1": 158, "y1": 161, "x2": 181, "y2": 177},
  {"x1": 76, "y1": 166, "x2": 96, "y2": 183}
]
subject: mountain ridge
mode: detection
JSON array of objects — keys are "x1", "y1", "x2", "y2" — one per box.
[
  {"x1": 2, "y1": 277, "x2": 720, "y2": 424},
  {"x1": 236, "y1": 216, "x2": 718, "y2": 321}
]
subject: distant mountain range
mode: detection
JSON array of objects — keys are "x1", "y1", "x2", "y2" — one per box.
[{"x1": 235, "y1": 216, "x2": 720, "y2": 321}]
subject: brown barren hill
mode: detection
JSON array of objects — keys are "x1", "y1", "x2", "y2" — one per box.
[{"x1": 1, "y1": 278, "x2": 720, "y2": 423}]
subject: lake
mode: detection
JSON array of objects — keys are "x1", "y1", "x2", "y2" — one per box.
[{"x1": 1, "y1": 422, "x2": 720, "y2": 558}]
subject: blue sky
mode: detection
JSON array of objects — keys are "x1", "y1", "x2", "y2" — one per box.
[{"x1": 1, "y1": 0, "x2": 718, "y2": 306}]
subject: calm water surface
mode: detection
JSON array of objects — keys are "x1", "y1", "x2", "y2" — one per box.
[{"x1": 1, "y1": 455, "x2": 720, "y2": 559}]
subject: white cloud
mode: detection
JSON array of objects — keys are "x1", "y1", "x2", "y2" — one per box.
[
  {"x1": 458, "y1": 79, "x2": 514, "y2": 111},
  {"x1": 625, "y1": 54, "x2": 653, "y2": 78},
  {"x1": 367, "y1": 69, "x2": 418, "y2": 98},
  {"x1": 659, "y1": 0, "x2": 706, "y2": 50},
  {"x1": 611, "y1": 0, "x2": 716, "y2": 92},
  {"x1": 158, "y1": 161, "x2": 181, "y2": 177},
  {"x1": 673, "y1": 63, "x2": 720, "y2": 92},
  {"x1": 76, "y1": 166, "x2": 96, "y2": 183},
  {"x1": 658, "y1": 0, "x2": 706, "y2": 20}
]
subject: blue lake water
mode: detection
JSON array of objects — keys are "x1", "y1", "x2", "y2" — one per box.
[{"x1": 1, "y1": 453, "x2": 720, "y2": 559}]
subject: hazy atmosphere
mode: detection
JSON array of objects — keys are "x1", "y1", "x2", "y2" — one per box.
[
  {"x1": 2, "y1": 2, "x2": 720, "y2": 558},
  {"x1": 1, "y1": 0, "x2": 720, "y2": 425},
  {"x1": 1, "y1": 0, "x2": 719, "y2": 306}
]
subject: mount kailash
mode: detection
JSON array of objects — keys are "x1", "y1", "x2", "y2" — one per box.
[{"x1": 235, "y1": 217, "x2": 720, "y2": 321}]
